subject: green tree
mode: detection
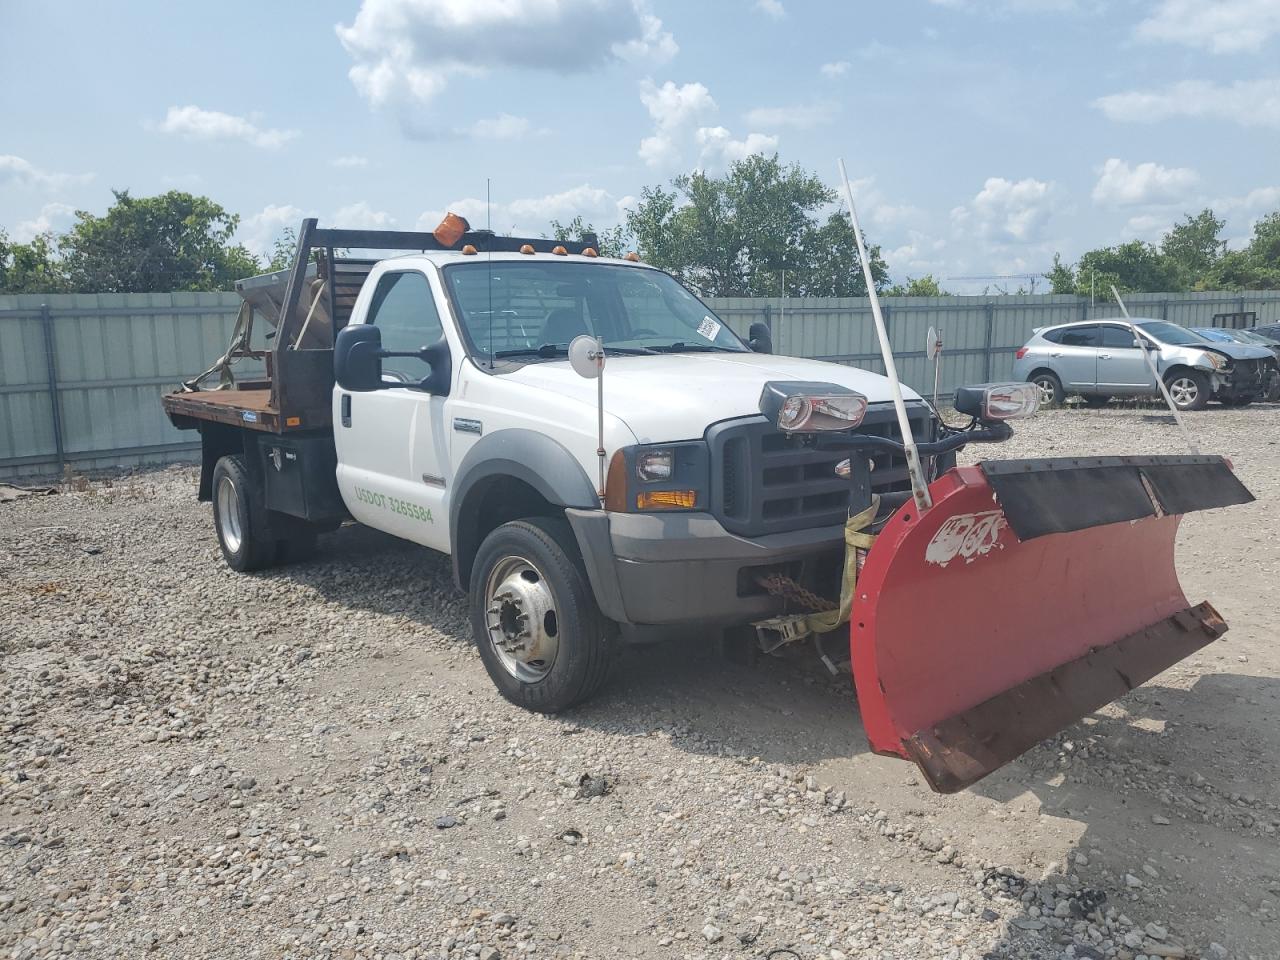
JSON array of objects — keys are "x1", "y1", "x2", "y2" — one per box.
[
  {"x1": 624, "y1": 154, "x2": 887, "y2": 297},
  {"x1": 0, "y1": 229, "x2": 69, "y2": 293},
  {"x1": 1072, "y1": 240, "x2": 1180, "y2": 296},
  {"x1": 60, "y1": 190, "x2": 260, "y2": 292},
  {"x1": 266, "y1": 227, "x2": 297, "y2": 272},
  {"x1": 1161, "y1": 208, "x2": 1226, "y2": 288},
  {"x1": 1045, "y1": 253, "x2": 1076, "y2": 294},
  {"x1": 548, "y1": 216, "x2": 628, "y2": 258},
  {"x1": 885, "y1": 274, "x2": 946, "y2": 297},
  {"x1": 1209, "y1": 211, "x2": 1280, "y2": 290}
]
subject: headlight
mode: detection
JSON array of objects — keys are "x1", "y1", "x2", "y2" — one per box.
[
  {"x1": 759, "y1": 382, "x2": 869, "y2": 433},
  {"x1": 1205, "y1": 352, "x2": 1229, "y2": 371},
  {"x1": 636, "y1": 449, "x2": 674, "y2": 482},
  {"x1": 955, "y1": 382, "x2": 1040, "y2": 421}
]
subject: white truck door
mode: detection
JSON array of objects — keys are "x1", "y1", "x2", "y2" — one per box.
[{"x1": 334, "y1": 268, "x2": 450, "y2": 552}]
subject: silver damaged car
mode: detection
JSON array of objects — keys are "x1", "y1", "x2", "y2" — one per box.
[{"x1": 1011, "y1": 318, "x2": 1274, "y2": 411}]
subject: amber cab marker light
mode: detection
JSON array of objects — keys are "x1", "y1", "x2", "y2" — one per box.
[
  {"x1": 551, "y1": 245, "x2": 568, "y2": 256},
  {"x1": 461, "y1": 244, "x2": 478, "y2": 256},
  {"x1": 582, "y1": 247, "x2": 599, "y2": 258},
  {"x1": 520, "y1": 244, "x2": 535, "y2": 255},
  {"x1": 637, "y1": 489, "x2": 697, "y2": 511},
  {"x1": 624, "y1": 251, "x2": 641, "y2": 262}
]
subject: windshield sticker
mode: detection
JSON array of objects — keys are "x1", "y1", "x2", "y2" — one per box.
[{"x1": 697, "y1": 315, "x2": 722, "y2": 341}]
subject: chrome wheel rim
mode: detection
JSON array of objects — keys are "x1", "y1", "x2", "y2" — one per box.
[
  {"x1": 216, "y1": 475, "x2": 244, "y2": 553},
  {"x1": 1033, "y1": 378, "x2": 1056, "y2": 405},
  {"x1": 1169, "y1": 377, "x2": 1198, "y2": 407},
  {"x1": 484, "y1": 556, "x2": 559, "y2": 683}
]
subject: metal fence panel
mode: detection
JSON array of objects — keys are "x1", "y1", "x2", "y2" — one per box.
[{"x1": 4, "y1": 288, "x2": 1280, "y2": 479}]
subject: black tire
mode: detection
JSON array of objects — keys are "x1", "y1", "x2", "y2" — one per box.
[
  {"x1": 1030, "y1": 371, "x2": 1065, "y2": 407},
  {"x1": 1163, "y1": 369, "x2": 1210, "y2": 411},
  {"x1": 211, "y1": 455, "x2": 278, "y2": 571},
  {"x1": 469, "y1": 517, "x2": 613, "y2": 713},
  {"x1": 1082, "y1": 394, "x2": 1111, "y2": 408}
]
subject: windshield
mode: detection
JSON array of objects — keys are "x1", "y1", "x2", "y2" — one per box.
[
  {"x1": 1192, "y1": 328, "x2": 1234, "y2": 342},
  {"x1": 441, "y1": 261, "x2": 747, "y2": 360},
  {"x1": 1135, "y1": 321, "x2": 1208, "y2": 346}
]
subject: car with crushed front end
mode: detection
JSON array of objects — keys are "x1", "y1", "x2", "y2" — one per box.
[
  {"x1": 1011, "y1": 317, "x2": 1275, "y2": 410},
  {"x1": 1193, "y1": 327, "x2": 1280, "y2": 402}
]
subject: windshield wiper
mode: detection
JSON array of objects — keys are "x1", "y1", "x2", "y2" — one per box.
[
  {"x1": 494, "y1": 344, "x2": 568, "y2": 359},
  {"x1": 650, "y1": 342, "x2": 739, "y2": 353}
]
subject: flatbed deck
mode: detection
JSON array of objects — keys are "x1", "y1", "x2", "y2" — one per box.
[{"x1": 162, "y1": 389, "x2": 289, "y2": 432}]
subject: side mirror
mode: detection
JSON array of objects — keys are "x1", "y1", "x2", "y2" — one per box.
[
  {"x1": 417, "y1": 337, "x2": 452, "y2": 396},
  {"x1": 333, "y1": 324, "x2": 454, "y2": 396},
  {"x1": 334, "y1": 324, "x2": 386, "y2": 392},
  {"x1": 749, "y1": 321, "x2": 773, "y2": 354}
]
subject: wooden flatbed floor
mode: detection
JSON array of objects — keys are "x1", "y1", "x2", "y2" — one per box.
[{"x1": 162, "y1": 389, "x2": 284, "y2": 432}]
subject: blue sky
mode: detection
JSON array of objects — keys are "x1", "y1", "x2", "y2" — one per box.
[{"x1": 3, "y1": 0, "x2": 1279, "y2": 292}]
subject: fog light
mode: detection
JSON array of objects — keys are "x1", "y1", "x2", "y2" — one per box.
[{"x1": 637, "y1": 489, "x2": 697, "y2": 510}]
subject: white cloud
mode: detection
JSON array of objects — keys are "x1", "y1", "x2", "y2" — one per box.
[
  {"x1": 334, "y1": 202, "x2": 397, "y2": 230},
  {"x1": 336, "y1": 0, "x2": 676, "y2": 106},
  {"x1": 415, "y1": 183, "x2": 618, "y2": 235},
  {"x1": 463, "y1": 113, "x2": 544, "y2": 140},
  {"x1": 638, "y1": 79, "x2": 717, "y2": 166},
  {"x1": 637, "y1": 79, "x2": 777, "y2": 169},
  {"x1": 744, "y1": 102, "x2": 837, "y2": 129},
  {"x1": 819, "y1": 60, "x2": 849, "y2": 78},
  {"x1": 12, "y1": 202, "x2": 76, "y2": 242},
  {"x1": 239, "y1": 204, "x2": 307, "y2": 258},
  {"x1": 332, "y1": 155, "x2": 369, "y2": 168},
  {"x1": 1091, "y1": 158, "x2": 1199, "y2": 207},
  {"x1": 952, "y1": 176, "x2": 1056, "y2": 243},
  {"x1": 0, "y1": 154, "x2": 93, "y2": 191},
  {"x1": 1122, "y1": 214, "x2": 1171, "y2": 241},
  {"x1": 1136, "y1": 0, "x2": 1280, "y2": 54},
  {"x1": 1094, "y1": 79, "x2": 1280, "y2": 128},
  {"x1": 754, "y1": 0, "x2": 786, "y2": 19},
  {"x1": 928, "y1": 0, "x2": 1094, "y2": 12},
  {"x1": 1214, "y1": 185, "x2": 1280, "y2": 214},
  {"x1": 694, "y1": 127, "x2": 779, "y2": 168},
  {"x1": 158, "y1": 106, "x2": 298, "y2": 149}
]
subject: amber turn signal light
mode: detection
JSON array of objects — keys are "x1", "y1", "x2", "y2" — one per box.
[{"x1": 636, "y1": 489, "x2": 697, "y2": 510}]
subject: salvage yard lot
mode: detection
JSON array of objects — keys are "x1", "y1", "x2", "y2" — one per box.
[{"x1": 2, "y1": 407, "x2": 1278, "y2": 960}]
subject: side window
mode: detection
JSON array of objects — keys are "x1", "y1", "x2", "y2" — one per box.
[
  {"x1": 1099, "y1": 325, "x2": 1138, "y2": 348},
  {"x1": 365, "y1": 271, "x2": 444, "y2": 383},
  {"x1": 1052, "y1": 325, "x2": 1100, "y2": 347}
]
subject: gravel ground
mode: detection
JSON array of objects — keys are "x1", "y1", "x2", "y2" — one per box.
[{"x1": 2, "y1": 406, "x2": 1278, "y2": 960}]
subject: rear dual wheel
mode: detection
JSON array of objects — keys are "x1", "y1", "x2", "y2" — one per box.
[{"x1": 212, "y1": 454, "x2": 318, "y2": 571}]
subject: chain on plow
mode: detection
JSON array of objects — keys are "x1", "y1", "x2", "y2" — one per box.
[{"x1": 752, "y1": 497, "x2": 879, "y2": 660}]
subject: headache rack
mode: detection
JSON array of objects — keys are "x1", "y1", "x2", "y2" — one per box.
[{"x1": 162, "y1": 218, "x2": 598, "y2": 435}]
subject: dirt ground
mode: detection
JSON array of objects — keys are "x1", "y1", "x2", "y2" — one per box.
[{"x1": 2, "y1": 406, "x2": 1278, "y2": 960}]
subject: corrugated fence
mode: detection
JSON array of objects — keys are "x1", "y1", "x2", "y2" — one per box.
[{"x1": 3, "y1": 289, "x2": 1280, "y2": 480}]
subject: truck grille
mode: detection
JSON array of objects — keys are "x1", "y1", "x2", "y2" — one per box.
[{"x1": 707, "y1": 403, "x2": 935, "y2": 537}]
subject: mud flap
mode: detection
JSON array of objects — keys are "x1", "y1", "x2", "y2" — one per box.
[{"x1": 850, "y1": 456, "x2": 1252, "y2": 794}]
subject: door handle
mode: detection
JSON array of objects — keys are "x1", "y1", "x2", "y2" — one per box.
[
  {"x1": 1099, "y1": 354, "x2": 1111, "y2": 360},
  {"x1": 1049, "y1": 351, "x2": 1062, "y2": 357},
  {"x1": 341, "y1": 394, "x2": 352, "y2": 428}
]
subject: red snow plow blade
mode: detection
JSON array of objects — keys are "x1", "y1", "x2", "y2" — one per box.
[{"x1": 851, "y1": 456, "x2": 1253, "y2": 794}]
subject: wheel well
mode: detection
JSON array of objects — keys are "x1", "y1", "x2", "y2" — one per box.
[
  {"x1": 1027, "y1": 368, "x2": 1059, "y2": 381},
  {"x1": 454, "y1": 476, "x2": 562, "y2": 590},
  {"x1": 198, "y1": 423, "x2": 250, "y2": 502},
  {"x1": 1162, "y1": 364, "x2": 1201, "y2": 382}
]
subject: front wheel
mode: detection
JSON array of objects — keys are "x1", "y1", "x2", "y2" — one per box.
[
  {"x1": 469, "y1": 517, "x2": 613, "y2": 713},
  {"x1": 1164, "y1": 370, "x2": 1210, "y2": 411}
]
